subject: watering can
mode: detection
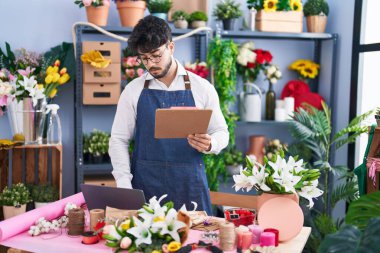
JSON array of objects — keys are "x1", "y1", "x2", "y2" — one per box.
[{"x1": 240, "y1": 83, "x2": 262, "y2": 122}]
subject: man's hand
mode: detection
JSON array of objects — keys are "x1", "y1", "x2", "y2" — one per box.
[{"x1": 188, "y1": 134, "x2": 212, "y2": 152}]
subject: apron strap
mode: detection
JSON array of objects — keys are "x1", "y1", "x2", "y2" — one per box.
[
  {"x1": 364, "y1": 125, "x2": 377, "y2": 161},
  {"x1": 144, "y1": 79, "x2": 150, "y2": 89},
  {"x1": 144, "y1": 72, "x2": 192, "y2": 90}
]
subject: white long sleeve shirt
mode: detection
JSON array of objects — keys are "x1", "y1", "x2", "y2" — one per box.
[{"x1": 109, "y1": 60, "x2": 229, "y2": 188}]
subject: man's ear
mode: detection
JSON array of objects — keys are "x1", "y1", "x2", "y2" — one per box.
[{"x1": 168, "y1": 41, "x2": 175, "y2": 55}]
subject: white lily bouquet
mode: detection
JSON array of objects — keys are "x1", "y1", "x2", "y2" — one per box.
[
  {"x1": 233, "y1": 152, "x2": 323, "y2": 208},
  {"x1": 102, "y1": 195, "x2": 190, "y2": 253}
]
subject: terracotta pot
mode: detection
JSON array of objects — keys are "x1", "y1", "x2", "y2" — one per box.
[
  {"x1": 306, "y1": 15, "x2": 328, "y2": 33},
  {"x1": 191, "y1": 20, "x2": 206, "y2": 29},
  {"x1": 246, "y1": 135, "x2": 266, "y2": 165},
  {"x1": 256, "y1": 192, "x2": 299, "y2": 211},
  {"x1": 3, "y1": 204, "x2": 26, "y2": 219},
  {"x1": 116, "y1": 1, "x2": 146, "y2": 27},
  {"x1": 174, "y1": 20, "x2": 188, "y2": 29},
  {"x1": 85, "y1": 5, "x2": 109, "y2": 26}
]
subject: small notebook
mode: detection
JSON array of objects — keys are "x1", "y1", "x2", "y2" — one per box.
[{"x1": 155, "y1": 108, "x2": 212, "y2": 139}]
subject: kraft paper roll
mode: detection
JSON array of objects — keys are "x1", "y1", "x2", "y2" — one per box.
[
  {"x1": 0, "y1": 193, "x2": 85, "y2": 242},
  {"x1": 90, "y1": 209, "x2": 105, "y2": 231},
  {"x1": 219, "y1": 222, "x2": 236, "y2": 251}
]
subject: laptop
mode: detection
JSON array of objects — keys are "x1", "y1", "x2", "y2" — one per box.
[{"x1": 80, "y1": 184, "x2": 146, "y2": 210}]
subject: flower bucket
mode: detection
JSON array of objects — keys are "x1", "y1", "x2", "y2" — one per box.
[
  {"x1": 116, "y1": 1, "x2": 146, "y2": 27},
  {"x1": 86, "y1": 5, "x2": 109, "y2": 26},
  {"x1": 3, "y1": 204, "x2": 26, "y2": 219},
  {"x1": 7, "y1": 98, "x2": 46, "y2": 144}
]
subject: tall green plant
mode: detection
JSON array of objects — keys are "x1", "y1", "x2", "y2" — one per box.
[
  {"x1": 206, "y1": 37, "x2": 239, "y2": 191},
  {"x1": 288, "y1": 102, "x2": 376, "y2": 252}
]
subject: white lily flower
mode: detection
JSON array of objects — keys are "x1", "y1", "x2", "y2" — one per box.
[
  {"x1": 233, "y1": 172, "x2": 254, "y2": 192},
  {"x1": 139, "y1": 195, "x2": 168, "y2": 221},
  {"x1": 151, "y1": 209, "x2": 186, "y2": 242},
  {"x1": 285, "y1": 156, "x2": 304, "y2": 173},
  {"x1": 252, "y1": 164, "x2": 271, "y2": 192},
  {"x1": 127, "y1": 216, "x2": 152, "y2": 246},
  {"x1": 273, "y1": 170, "x2": 301, "y2": 193},
  {"x1": 298, "y1": 184, "x2": 323, "y2": 208}
]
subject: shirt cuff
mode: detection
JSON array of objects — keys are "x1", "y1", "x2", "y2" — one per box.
[
  {"x1": 115, "y1": 176, "x2": 133, "y2": 189},
  {"x1": 202, "y1": 136, "x2": 218, "y2": 155}
]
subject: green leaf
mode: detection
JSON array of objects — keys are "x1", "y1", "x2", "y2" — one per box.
[
  {"x1": 331, "y1": 178, "x2": 359, "y2": 209},
  {"x1": 345, "y1": 191, "x2": 380, "y2": 230}
]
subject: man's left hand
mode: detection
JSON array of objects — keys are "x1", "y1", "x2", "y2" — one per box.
[{"x1": 188, "y1": 134, "x2": 212, "y2": 152}]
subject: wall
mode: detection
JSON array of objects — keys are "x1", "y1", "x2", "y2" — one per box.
[{"x1": 0, "y1": 0, "x2": 354, "y2": 210}]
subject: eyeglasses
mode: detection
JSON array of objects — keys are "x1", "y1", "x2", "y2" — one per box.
[{"x1": 137, "y1": 46, "x2": 167, "y2": 65}]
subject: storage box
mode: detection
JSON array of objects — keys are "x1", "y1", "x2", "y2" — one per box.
[
  {"x1": 83, "y1": 82, "x2": 120, "y2": 105},
  {"x1": 82, "y1": 41, "x2": 121, "y2": 63},
  {"x1": 256, "y1": 11, "x2": 303, "y2": 33},
  {"x1": 83, "y1": 63, "x2": 121, "y2": 83},
  {"x1": 84, "y1": 175, "x2": 116, "y2": 187}
]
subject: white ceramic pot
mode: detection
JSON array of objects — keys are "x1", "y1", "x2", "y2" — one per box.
[
  {"x1": 191, "y1": 20, "x2": 206, "y2": 29},
  {"x1": 174, "y1": 20, "x2": 188, "y2": 29},
  {"x1": 3, "y1": 204, "x2": 26, "y2": 219}
]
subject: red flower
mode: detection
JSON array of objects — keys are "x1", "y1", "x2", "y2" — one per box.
[
  {"x1": 281, "y1": 80, "x2": 311, "y2": 99},
  {"x1": 263, "y1": 50, "x2": 272, "y2": 63},
  {"x1": 247, "y1": 62, "x2": 256, "y2": 69},
  {"x1": 94, "y1": 220, "x2": 106, "y2": 239},
  {"x1": 254, "y1": 49, "x2": 265, "y2": 64}
]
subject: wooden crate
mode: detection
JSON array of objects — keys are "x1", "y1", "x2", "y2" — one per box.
[
  {"x1": 256, "y1": 11, "x2": 303, "y2": 33},
  {"x1": 0, "y1": 145, "x2": 62, "y2": 198},
  {"x1": 83, "y1": 82, "x2": 120, "y2": 105}
]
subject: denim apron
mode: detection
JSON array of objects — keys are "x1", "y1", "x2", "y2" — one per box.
[{"x1": 131, "y1": 73, "x2": 212, "y2": 214}]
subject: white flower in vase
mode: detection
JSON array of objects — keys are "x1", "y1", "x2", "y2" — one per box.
[
  {"x1": 151, "y1": 208, "x2": 186, "y2": 242},
  {"x1": 298, "y1": 180, "x2": 323, "y2": 208},
  {"x1": 127, "y1": 216, "x2": 153, "y2": 246},
  {"x1": 138, "y1": 194, "x2": 168, "y2": 221}
]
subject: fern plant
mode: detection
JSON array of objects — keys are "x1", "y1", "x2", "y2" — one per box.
[{"x1": 288, "y1": 102, "x2": 376, "y2": 252}]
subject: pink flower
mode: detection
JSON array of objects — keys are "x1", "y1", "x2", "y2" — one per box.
[
  {"x1": 162, "y1": 244, "x2": 169, "y2": 253},
  {"x1": 82, "y1": 0, "x2": 92, "y2": 7},
  {"x1": 126, "y1": 57, "x2": 138, "y2": 67},
  {"x1": 137, "y1": 68, "x2": 144, "y2": 76},
  {"x1": 0, "y1": 95, "x2": 7, "y2": 107},
  {"x1": 17, "y1": 66, "x2": 35, "y2": 77},
  {"x1": 126, "y1": 69, "x2": 136, "y2": 78},
  {"x1": 120, "y1": 237, "x2": 132, "y2": 249}
]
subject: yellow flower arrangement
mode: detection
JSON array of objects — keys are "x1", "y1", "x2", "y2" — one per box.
[
  {"x1": 81, "y1": 50, "x2": 111, "y2": 69},
  {"x1": 264, "y1": 0, "x2": 278, "y2": 12},
  {"x1": 289, "y1": 59, "x2": 320, "y2": 80},
  {"x1": 42, "y1": 60, "x2": 71, "y2": 99}
]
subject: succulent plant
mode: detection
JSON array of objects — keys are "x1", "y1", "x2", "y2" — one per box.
[
  {"x1": 189, "y1": 11, "x2": 208, "y2": 22},
  {"x1": 172, "y1": 10, "x2": 189, "y2": 22}
]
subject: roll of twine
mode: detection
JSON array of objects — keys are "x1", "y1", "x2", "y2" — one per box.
[
  {"x1": 90, "y1": 209, "x2": 105, "y2": 231},
  {"x1": 68, "y1": 208, "x2": 85, "y2": 236},
  {"x1": 219, "y1": 222, "x2": 236, "y2": 251}
]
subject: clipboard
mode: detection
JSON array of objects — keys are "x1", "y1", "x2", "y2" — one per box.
[{"x1": 155, "y1": 108, "x2": 212, "y2": 138}]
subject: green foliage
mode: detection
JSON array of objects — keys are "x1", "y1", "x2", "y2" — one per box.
[
  {"x1": 171, "y1": 10, "x2": 189, "y2": 22},
  {"x1": 189, "y1": 11, "x2": 208, "y2": 22},
  {"x1": 0, "y1": 183, "x2": 32, "y2": 206},
  {"x1": 318, "y1": 218, "x2": 380, "y2": 253},
  {"x1": 303, "y1": 0, "x2": 329, "y2": 17},
  {"x1": 330, "y1": 175, "x2": 359, "y2": 210},
  {"x1": 147, "y1": 0, "x2": 172, "y2": 13},
  {"x1": 28, "y1": 184, "x2": 59, "y2": 203},
  {"x1": 246, "y1": 0, "x2": 264, "y2": 10},
  {"x1": 203, "y1": 154, "x2": 225, "y2": 191},
  {"x1": 223, "y1": 148, "x2": 244, "y2": 166},
  {"x1": 0, "y1": 42, "x2": 16, "y2": 72},
  {"x1": 83, "y1": 129, "x2": 110, "y2": 157},
  {"x1": 345, "y1": 191, "x2": 380, "y2": 231},
  {"x1": 213, "y1": 0, "x2": 243, "y2": 20}
]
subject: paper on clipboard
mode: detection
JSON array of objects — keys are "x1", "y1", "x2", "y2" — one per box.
[{"x1": 155, "y1": 108, "x2": 212, "y2": 138}]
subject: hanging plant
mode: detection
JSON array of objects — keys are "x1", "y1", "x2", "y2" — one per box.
[{"x1": 206, "y1": 37, "x2": 239, "y2": 191}]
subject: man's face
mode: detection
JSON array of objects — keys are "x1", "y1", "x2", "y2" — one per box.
[{"x1": 138, "y1": 42, "x2": 174, "y2": 79}]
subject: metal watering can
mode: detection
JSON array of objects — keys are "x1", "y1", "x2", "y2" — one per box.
[{"x1": 240, "y1": 83, "x2": 262, "y2": 122}]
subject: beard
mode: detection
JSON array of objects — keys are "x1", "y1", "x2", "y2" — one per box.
[{"x1": 148, "y1": 57, "x2": 173, "y2": 79}]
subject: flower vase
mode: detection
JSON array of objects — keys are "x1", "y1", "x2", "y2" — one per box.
[
  {"x1": 7, "y1": 98, "x2": 46, "y2": 144},
  {"x1": 3, "y1": 204, "x2": 26, "y2": 219},
  {"x1": 256, "y1": 192, "x2": 299, "y2": 211},
  {"x1": 246, "y1": 135, "x2": 265, "y2": 165},
  {"x1": 265, "y1": 82, "x2": 275, "y2": 120}
]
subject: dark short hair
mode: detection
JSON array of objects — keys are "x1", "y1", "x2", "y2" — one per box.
[{"x1": 128, "y1": 15, "x2": 172, "y2": 55}]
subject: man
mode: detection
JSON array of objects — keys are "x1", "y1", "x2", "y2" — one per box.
[{"x1": 109, "y1": 15, "x2": 228, "y2": 214}]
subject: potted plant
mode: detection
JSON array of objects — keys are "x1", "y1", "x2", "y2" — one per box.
[
  {"x1": 113, "y1": 0, "x2": 147, "y2": 27},
  {"x1": 223, "y1": 148, "x2": 244, "y2": 176},
  {"x1": 213, "y1": 0, "x2": 243, "y2": 31},
  {"x1": 189, "y1": 11, "x2": 208, "y2": 29},
  {"x1": 86, "y1": 129, "x2": 110, "y2": 163},
  {"x1": 29, "y1": 184, "x2": 59, "y2": 209},
  {"x1": 303, "y1": 0, "x2": 329, "y2": 33},
  {"x1": 172, "y1": 10, "x2": 189, "y2": 29},
  {"x1": 0, "y1": 183, "x2": 32, "y2": 219},
  {"x1": 74, "y1": 0, "x2": 110, "y2": 26},
  {"x1": 147, "y1": 0, "x2": 173, "y2": 21}
]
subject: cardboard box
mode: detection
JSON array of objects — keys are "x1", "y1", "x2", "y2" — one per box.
[
  {"x1": 83, "y1": 82, "x2": 120, "y2": 105},
  {"x1": 84, "y1": 175, "x2": 116, "y2": 187},
  {"x1": 83, "y1": 63, "x2": 121, "y2": 83},
  {"x1": 82, "y1": 41, "x2": 121, "y2": 63},
  {"x1": 256, "y1": 11, "x2": 303, "y2": 33}
]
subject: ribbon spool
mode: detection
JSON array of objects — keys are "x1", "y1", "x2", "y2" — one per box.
[
  {"x1": 90, "y1": 209, "x2": 105, "y2": 231},
  {"x1": 68, "y1": 208, "x2": 85, "y2": 236},
  {"x1": 219, "y1": 222, "x2": 236, "y2": 251}
]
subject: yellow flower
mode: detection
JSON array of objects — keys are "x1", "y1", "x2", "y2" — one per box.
[
  {"x1": 81, "y1": 50, "x2": 111, "y2": 69},
  {"x1": 264, "y1": 0, "x2": 278, "y2": 12},
  {"x1": 46, "y1": 66, "x2": 54, "y2": 75},
  {"x1": 52, "y1": 73, "x2": 60, "y2": 83},
  {"x1": 120, "y1": 220, "x2": 131, "y2": 231},
  {"x1": 54, "y1": 60, "x2": 60, "y2": 67},
  {"x1": 291, "y1": 0, "x2": 302, "y2": 11},
  {"x1": 300, "y1": 63, "x2": 319, "y2": 79},
  {"x1": 45, "y1": 74, "x2": 53, "y2": 85},
  {"x1": 37, "y1": 84, "x2": 44, "y2": 90},
  {"x1": 58, "y1": 73, "x2": 70, "y2": 85},
  {"x1": 168, "y1": 241, "x2": 181, "y2": 252},
  {"x1": 289, "y1": 59, "x2": 308, "y2": 71},
  {"x1": 59, "y1": 67, "x2": 67, "y2": 75},
  {"x1": 49, "y1": 88, "x2": 57, "y2": 98},
  {"x1": 153, "y1": 216, "x2": 165, "y2": 223}
]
